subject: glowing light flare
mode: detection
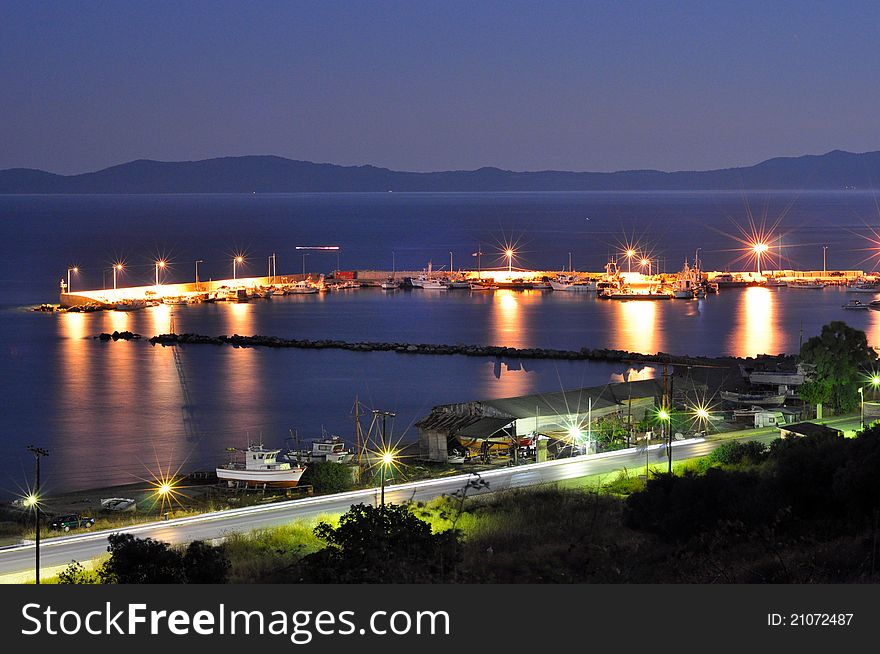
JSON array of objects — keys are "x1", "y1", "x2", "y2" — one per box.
[
  {"x1": 656, "y1": 408, "x2": 670, "y2": 422},
  {"x1": 752, "y1": 243, "x2": 769, "y2": 254},
  {"x1": 23, "y1": 494, "x2": 38, "y2": 508}
]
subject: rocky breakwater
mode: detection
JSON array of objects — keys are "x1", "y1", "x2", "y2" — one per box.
[{"x1": 129, "y1": 332, "x2": 781, "y2": 368}]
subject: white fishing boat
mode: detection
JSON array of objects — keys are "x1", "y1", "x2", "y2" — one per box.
[
  {"x1": 789, "y1": 280, "x2": 826, "y2": 289},
  {"x1": 271, "y1": 287, "x2": 286, "y2": 296},
  {"x1": 420, "y1": 278, "x2": 448, "y2": 289},
  {"x1": 288, "y1": 280, "x2": 319, "y2": 294},
  {"x1": 217, "y1": 445, "x2": 307, "y2": 488},
  {"x1": 113, "y1": 299, "x2": 147, "y2": 311},
  {"x1": 380, "y1": 277, "x2": 400, "y2": 290},
  {"x1": 549, "y1": 274, "x2": 597, "y2": 292},
  {"x1": 671, "y1": 259, "x2": 700, "y2": 299},
  {"x1": 448, "y1": 278, "x2": 471, "y2": 289},
  {"x1": 530, "y1": 280, "x2": 552, "y2": 290},
  {"x1": 765, "y1": 278, "x2": 787, "y2": 288},
  {"x1": 468, "y1": 282, "x2": 497, "y2": 291},
  {"x1": 607, "y1": 287, "x2": 672, "y2": 300},
  {"x1": 287, "y1": 436, "x2": 354, "y2": 464},
  {"x1": 843, "y1": 299, "x2": 870, "y2": 310},
  {"x1": 846, "y1": 281, "x2": 880, "y2": 293}
]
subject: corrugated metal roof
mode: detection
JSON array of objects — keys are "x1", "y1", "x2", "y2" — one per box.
[
  {"x1": 453, "y1": 416, "x2": 514, "y2": 439},
  {"x1": 479, "y1": 378, "x2": 663, "y2": 420}
]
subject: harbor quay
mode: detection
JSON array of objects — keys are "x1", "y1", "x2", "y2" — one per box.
[{"x1": 56, "y1": 265, "x2": 868, "y2": 309}]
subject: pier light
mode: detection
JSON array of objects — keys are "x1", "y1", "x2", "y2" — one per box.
[
  {"x1": 505, "y1": 248, "x2": 514, "y2": 272},
  {"x1": 233, "y1": 255, "x2": 244, "y2": 280},
  {"x1": 155, "y1": 259, "x2": 167, "y2": 286},
  {"x1": 66, "y1": 267, "x2": 79, "y2": 293},
  {"x1": 640, "y1": 257, "x2": 652, "y2": 276},
  {"x1": 752, "y1": 242, "x2": 769, "y2": 276},
  {"x1": 113, "y1": 262, "x2": 124, "y2": 291},
  {"x1": 625, "y1": 249, "x2": 636, "y2": 272}
]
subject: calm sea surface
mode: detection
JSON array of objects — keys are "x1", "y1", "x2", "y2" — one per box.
[{"x1": 2, "y1": 191, "x2": 880, "y2": 495}]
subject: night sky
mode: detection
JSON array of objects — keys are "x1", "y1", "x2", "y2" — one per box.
[{"x1": 2, "y1": 1, "x2": 878, "y2": 174}]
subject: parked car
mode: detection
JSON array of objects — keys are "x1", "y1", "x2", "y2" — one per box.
[{"x1": 49, "y1": 514, "x2": 95, "y2": 532}]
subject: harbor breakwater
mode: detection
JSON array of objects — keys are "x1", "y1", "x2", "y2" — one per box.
[{"x1": 96, "y1": 331, "x2": 793, "y2": 367}]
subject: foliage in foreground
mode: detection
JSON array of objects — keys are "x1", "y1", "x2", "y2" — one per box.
[
  {"x1": 291, "y1": 503, "x2": 463, "y2": 583},
  {"x1": 58, "y1": 533, "x2": 230, "y2": 584}
]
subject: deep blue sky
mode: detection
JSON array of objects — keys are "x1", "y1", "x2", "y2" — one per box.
[{"x1": 2, "y1": 1, "x2": 879, "y2": 174}]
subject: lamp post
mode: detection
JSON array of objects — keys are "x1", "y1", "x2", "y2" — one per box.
[
  {"x1": 113, "y1": 263, "x2": 123, "y2": 291},
  {"x1": 301, "y1": 253, "x2": 309, "y2": 277},
  {"x1": 380, "y1": 451, "x2": 395, "y2": 507},
  {"x1": 860, "y1": 375, "x2": 880, "y2": 429},
  {"x1": 195, "y1": 260, "x2": 203, "y2": 290},
  {"x1": 822, "y1": 245, "x2": 828, "y2": 276},
  {"x1": 155, "y1": 259, "x2": 166, "y2": 287},
  {"x1": 505, "y1": 249, "x2": 514, "y2": 273},
  {"x1": 625, "y1": 249, "x2": 636, "y2": 273},
  {"x1": 640, "y1": 258, "x2": 652, "y2": 276},
  {"x1": 753, "y1": 243, "x2": 768, "y2": 278},
  {"x1": 233, "y1": 256, "x2": 243, "y2": 281},
  {"x1": 66, "y1": 267, "x2": 79, "y2": 293},
  {"x1": 657, "y1": 407, "x2": 671, "y2": 473},
  {"x1": 26, "y1": 445, "x2": 49, "y2": 584}
]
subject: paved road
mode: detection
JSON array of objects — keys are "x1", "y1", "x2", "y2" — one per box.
[{"x1": 0, "y1": 420, "x2": 847, "y2": 580}]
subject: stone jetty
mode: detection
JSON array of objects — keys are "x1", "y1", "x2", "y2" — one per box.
[{"x1": 93, "y1": 331, "x2": 795, "y2": 368}]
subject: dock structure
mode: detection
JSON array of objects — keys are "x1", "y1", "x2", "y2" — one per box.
[
  {"x1": 416, "y1": 380, "x2": 664, "y2": 463},
  {"x1": 59, "y1": 274, "x2": 293, "y2": 308}
]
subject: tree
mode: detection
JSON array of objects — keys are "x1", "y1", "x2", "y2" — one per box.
[
  {"x1": 798, "y1": 321, "x2": 876, "y2": 414},
  {"x1": 294, "y1": 503, "x2": 462, "y2": 583},
  {"x1": 183, "y1": 540, "x2": 230, "y2": 583}
]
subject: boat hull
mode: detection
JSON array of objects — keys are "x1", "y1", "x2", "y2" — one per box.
[{"x1": 216, "y1": 467, "x2": 306, "y2": 488}]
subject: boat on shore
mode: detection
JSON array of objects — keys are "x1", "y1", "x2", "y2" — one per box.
[
  {"x1": 720, "y1": 390, "x2": 786, "y2": 406},
  {"x1": 286, "y1": 436, "x2": 354, "y2": 464},
  {"x1": 217, "y1": 444, "x2": 307, "y2": 488}
]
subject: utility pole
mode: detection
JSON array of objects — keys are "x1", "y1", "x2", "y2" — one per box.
[{"x1": 26, "y1": 445, "x2": 49, "y2": 584}]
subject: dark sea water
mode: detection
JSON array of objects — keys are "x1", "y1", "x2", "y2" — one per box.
[{"x1": 2, "y1": 191, "x2": 880, "y2": 496}]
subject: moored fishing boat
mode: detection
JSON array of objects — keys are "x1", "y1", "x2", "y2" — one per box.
[
  {"x1": 549, "y1": 274, "x2": 597, "y2": 292},
  {"x1": 843, "y1": 299, "x2": 870, "y2": 310}
]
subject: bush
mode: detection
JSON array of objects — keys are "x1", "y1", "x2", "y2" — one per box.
[
  {"x1": 294, "y1": 503, "x2": 462, "y2": 583},
  {"x1": 96, "y1": 533, "x2": 230, "y2": 584},
  {"x1": 708, "y1": 440, "x2": 768, "y2": 466},
  {"x1": 303, "y1": 461, "x2": 354, "y2": 494}
]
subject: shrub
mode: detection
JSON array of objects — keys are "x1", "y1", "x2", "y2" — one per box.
[{"x1": 303, "y1": 461, "x2": 354, "y2": 494}]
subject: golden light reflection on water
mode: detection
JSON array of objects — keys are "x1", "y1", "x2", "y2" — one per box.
[
  {"x1": 227, "y1": 301, "x2": 254, "y2": 335},
  {"x1": 489, "y1": 290, "x2": 524, "y2": 348},
  {"x1": 731, "y1": 286, "x2": 777, "y2": 357},
  {"x1": 613, "y1": 300, "x2": 659, "y2": 354},
  {"x1": 147, "y1": 304, "x2": 173, "y2": 335}
]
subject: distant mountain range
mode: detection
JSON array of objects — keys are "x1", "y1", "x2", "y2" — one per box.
[{"x1": 2, "y1": 149, "x2": 880, "y2": 193}]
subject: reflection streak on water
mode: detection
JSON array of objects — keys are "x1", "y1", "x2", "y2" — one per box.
[
  {"x1": 614, "y1": 300, "x2": 658, "y2": 354},
  {"x1": 733, "y1": 286, "x2": 777, "y2": 357}
]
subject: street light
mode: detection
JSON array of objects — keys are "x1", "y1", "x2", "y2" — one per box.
[
  {"x1": 640, "y1": 257, "x2": 652, "y2": 276},
  {"x1": 155, "y1": 259, "x2": 167, "y2": 286},
  {"x1": 656, "y1": 407, "x2": 672, "y2": 473},
  {"x1": 26, "y1": 445, "x2": 49, "y2": 584},
  {"x1": 379, "y1": 450, "x2": 396, "y2": 507},
  {"x1": 195, "y1": 259, "x2": 203, "y2": 290},
  {"x1": 302, "y1": 253, "x2": 309, "y2": 277},
  {"x1": 505, "y1": 249, "x2": 514, "y2": 273},
  {"x1": 625, "y1": 249, "x2": 636, "y2": 273},
  {"x1": 752, "y1": 243, "x2": 769, "y2": 277},
  {"x1": 233, "y1": 256, "x2": 244, "y2": 281},
  {"x1": 113, "y1": 263, "x2": 124, "y2": 291},
  {"x1": 860, "y1": 375, "x2": 880, "y2": 429},
  {"x1": 66, "y1": 267, "x2": 79, "y2": 293}
]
